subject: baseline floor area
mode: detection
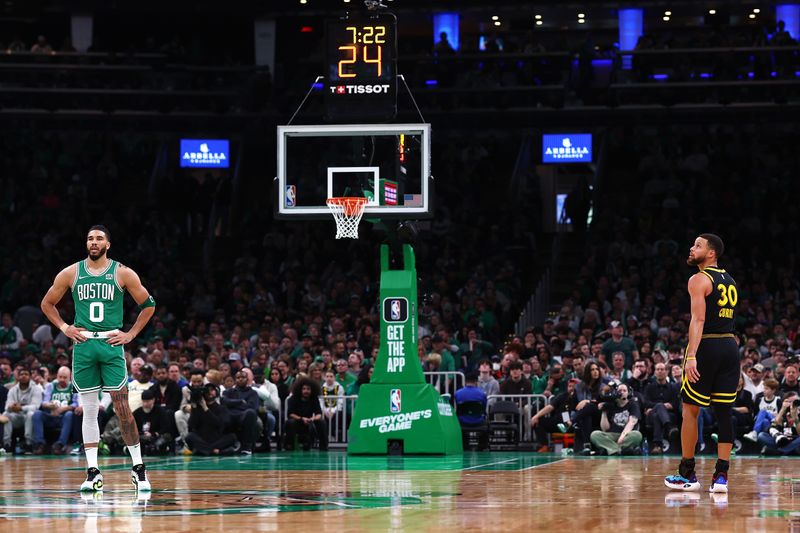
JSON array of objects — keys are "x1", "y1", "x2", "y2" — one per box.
[{"x1": 0, "y1": 453, "x2": 797, "y2": 531}]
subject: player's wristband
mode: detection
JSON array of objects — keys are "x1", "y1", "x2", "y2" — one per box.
[
  {"x1": 59, "y1": 323, "x2": 69, "y2": 333},
  {"x1": 686, "y1": 357, "x2": 697, "y2": 360}
]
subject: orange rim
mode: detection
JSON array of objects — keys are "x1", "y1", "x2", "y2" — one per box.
[{"x1": 327, "y1": 197, "x2": 368, "y2": 217}]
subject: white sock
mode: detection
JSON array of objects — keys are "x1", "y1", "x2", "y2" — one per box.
[
  {"x1": 128, "y1": 443, "x2": 143, "y2": 466},
  {"x1": 85, "y1": 446, "x2": 99, "y2": 470}
]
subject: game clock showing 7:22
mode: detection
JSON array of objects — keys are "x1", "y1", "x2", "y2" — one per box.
[{"x1": 325, "y1": 13, "x2": 397, "y2": 121}]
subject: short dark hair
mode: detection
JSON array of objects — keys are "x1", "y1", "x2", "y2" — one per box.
[
  {"x1": 699, "y1": 233, "x2": 724, "y2": 258},
  {"x1": 88, "y1": 224, "x2": 111, "y2": 242},
  {"x1": 505, "y1": 343, "x2": 524, "y2": 356},
  {"x1": 14, "y1": 363, "x2": 30, "y2": 373},
  {"x1": 465, "y1": 371, "x2": 479, "y2": 383},
  {"x1": 190, "y1": 368, "x2": 206, "y2": 377},
  {"x1": 508, "y1": 361, "x2": 523, "y2": 371}
]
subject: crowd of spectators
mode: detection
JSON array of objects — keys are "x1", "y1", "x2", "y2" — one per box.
[
  {"x1": 448, "y1": 120, "x2": 800, "y2": 456},
  {"x1": 4, "y1": 115, "x2": 800, "y2": 455},
  {"x1": 2, "y1": 20, "x2": 800, "y2": 455},
  {"x1": 510, "y1": 121, "x2": 800, "y2": 455},
  {"x1": 0, "y1": 122, "x2": 534, "y2": 455}
]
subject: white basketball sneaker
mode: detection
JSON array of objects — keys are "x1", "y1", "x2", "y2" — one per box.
[
  {"x1": 131, "y1": 463, "x2": 151, "y2": 491},
  {"x1": 80, "y1": 467, "x2": 104, "y2": 492},
  {"x1": 709, "y1": 471, "x2": 728, "y2": 493}
]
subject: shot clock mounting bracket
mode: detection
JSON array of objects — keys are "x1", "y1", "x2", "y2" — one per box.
[{"x1": 364, "y1": 0, "x2": 388, "y2": 10}]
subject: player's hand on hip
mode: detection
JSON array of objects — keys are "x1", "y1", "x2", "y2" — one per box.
[
  {"x1": 107, "y1": 330, "x2": 133, "y2": 346},
  {"x1": 684, "y1": 358, "x2": 700, "y2": 383},
  {"x1": 66, "y1": 325, "x2": 87, "y2": 343}
]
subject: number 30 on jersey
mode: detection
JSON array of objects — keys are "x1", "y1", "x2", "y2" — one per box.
[{"x1": 716, "y1": 284, "x2": 737, "y2": 318}]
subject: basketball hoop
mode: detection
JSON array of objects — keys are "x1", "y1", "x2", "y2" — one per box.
[{"x1": 326, "y1": 197, "x2": 368, "y2": 239}]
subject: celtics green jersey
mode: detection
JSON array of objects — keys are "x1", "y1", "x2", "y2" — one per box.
[
  {"x1": 71, "y1": 259, "x2": 124, "y2": 331},
  {"x1": 50, "y1": 383, "x2": 74, "y2": 406}
]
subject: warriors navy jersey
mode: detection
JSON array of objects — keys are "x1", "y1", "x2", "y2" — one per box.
[
  {"x1": 70, "y1": 259, "x2": 124, "y2": 331},
  {"x1": 698, "y1": 266, "x2": 737, "y2": 335}
]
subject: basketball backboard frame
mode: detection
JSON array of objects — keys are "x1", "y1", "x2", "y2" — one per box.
[
  {"x1": 275, "y1": 123, "x2": 432, "y2": 220},
  {"x1": 326, "y1": 166, "x2": 380, "y2": 206}
]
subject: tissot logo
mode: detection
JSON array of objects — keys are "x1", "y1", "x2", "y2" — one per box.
[{"x1": 329, "y1": 84, "x2": 391, "y2": 95}]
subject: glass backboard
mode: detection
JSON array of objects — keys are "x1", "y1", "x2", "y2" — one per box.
[{"x1": 276, "y1": 123, "x2": 431, "y2": 220}]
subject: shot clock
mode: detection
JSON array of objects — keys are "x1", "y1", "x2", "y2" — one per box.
[{"x1": 325, "y1": 13, "x2": 397, "y2": 121}]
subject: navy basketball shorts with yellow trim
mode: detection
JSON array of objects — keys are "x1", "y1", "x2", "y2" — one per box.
[{"x1": 681, "y1": 336, "x2": 739, "y2": 407}]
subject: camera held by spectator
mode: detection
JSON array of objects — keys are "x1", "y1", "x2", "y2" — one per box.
[{"x1": 600, "y1": 381, "x2": 620, "y2": 402}]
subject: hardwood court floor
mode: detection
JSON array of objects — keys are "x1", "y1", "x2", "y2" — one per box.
[{"x1": 0, "y1": 452, "x2": 798, "y2": 532}]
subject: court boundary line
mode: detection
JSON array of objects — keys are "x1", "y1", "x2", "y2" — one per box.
[
  {"x1": 461, "y1": 458, "x2": 519, "y2": 471},
  {"x1": 62, "y1": 456, "x2": 255, "y2": 471},
  {"x1": 518, "y1": 458, "x2": 568, "y2": 471}
]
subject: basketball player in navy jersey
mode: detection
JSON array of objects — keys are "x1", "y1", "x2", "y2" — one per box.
[{"x1": 665, "y1": 234, "x2": 738, "y2": 493}]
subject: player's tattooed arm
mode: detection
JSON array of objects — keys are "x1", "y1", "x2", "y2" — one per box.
[{"x1": 110, "y1": 388, "x2": 141, "y2": 445}]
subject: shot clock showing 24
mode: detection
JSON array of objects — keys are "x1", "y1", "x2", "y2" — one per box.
[{"x1": 325, "y1": 12, "x2": 397, "y2": 121}]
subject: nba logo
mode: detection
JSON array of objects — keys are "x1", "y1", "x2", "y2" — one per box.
[
  {"x1": 286, "y1": 185, "x2": 296, "y2": 207},
  {"x1": 383, "y1": 297, "x2": 408, "y2": 323},
  {"x1": 390, "y1": 389, "x2": 401, "y2": 413}
]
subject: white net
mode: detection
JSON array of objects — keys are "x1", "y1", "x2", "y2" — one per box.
[{"x1": 326, "y1": 197, "x2": 368, "y2": 239}]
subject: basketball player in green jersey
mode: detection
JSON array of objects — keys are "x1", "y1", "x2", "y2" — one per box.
[{"x1": 40, "y1": 225, "x2": 155, "y2": 492}]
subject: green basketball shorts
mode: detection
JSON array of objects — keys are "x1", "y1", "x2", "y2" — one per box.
[{"x1": 72, "y1": 339, "x2": 128, "y2": 393}]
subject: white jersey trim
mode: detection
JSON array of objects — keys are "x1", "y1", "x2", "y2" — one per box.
[
  {"x1": 113, "y1": 262, "x2": 124, "y2": 293},
  {"x1": 82, "y1": 258, "x2": 114, "y2": 278},
  {"x1": 70, "y1": 262, "x2": 80, "y2": 290}
]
